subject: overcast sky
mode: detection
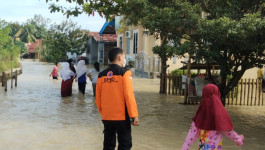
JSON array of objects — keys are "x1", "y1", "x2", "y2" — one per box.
[{"x1": 0, "y1": 0, "x2": 106, "y2": 31}]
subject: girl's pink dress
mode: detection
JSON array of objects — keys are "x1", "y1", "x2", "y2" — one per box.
[{"x1": 181, "y1": 122, "x2": 244, "y2": 150}]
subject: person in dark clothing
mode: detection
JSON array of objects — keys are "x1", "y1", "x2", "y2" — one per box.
[{"x1": 96, "y1": 47, "x2": 139, "y2": 150}]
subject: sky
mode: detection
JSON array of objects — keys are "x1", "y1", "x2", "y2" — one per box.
[{"x1": 0, "y1": 0, "x2": 106, "y2": 31}]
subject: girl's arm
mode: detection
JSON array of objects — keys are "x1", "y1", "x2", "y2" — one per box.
[
  {"x1": 223, "y1": 131, "x2": 244, "y2": 146},
  {"x1": 50, "y1": 68, "x2": 54, "y2": 76},
  {"x1": 181, "y1": 122, "x2": 200, "y2": 150}
]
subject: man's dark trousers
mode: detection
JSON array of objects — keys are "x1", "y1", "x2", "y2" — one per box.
[{"x1": 102, "y1": 120, "x2": 132, "y2": 150}]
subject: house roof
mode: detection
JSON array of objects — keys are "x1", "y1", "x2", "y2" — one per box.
[
  {"x1": 25, "y1": 39, "x2": 42, "y2": 53},
  {"x1": 180, "y1": 62, "x2": 220, "y2": 70},
  {"x1": 99, "y1": 20, "x2": 116, "y2": 36},
  {"x1": 88, "y1": 32, "x2": 117, "y2": 43}
]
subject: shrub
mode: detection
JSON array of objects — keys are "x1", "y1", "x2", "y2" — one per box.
[
  {"x1": 45, "y1": 55, "x2": 54, "y2": 63},
  {"x1": 171, "y1": 69, "x2": 194, "y2": 76}
]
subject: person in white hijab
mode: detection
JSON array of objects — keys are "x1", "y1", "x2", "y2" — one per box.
[
  {"x1": 76, "y1": 60, "x2": 88, "y2": 95},
  {"x1": 60, "y1": 62, "x2": 75, "y2": 97}
]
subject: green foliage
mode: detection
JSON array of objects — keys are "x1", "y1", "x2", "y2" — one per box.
[
  {"x1": 45, "y1": 0, "x2": 265, "y2": 99},
  {"x1": 171, "y1": 69, "x2": 194, "y2": 76},
  {"x1": 44, "y1": 55, "x2": 54, "y2": 63},
  {"x1": 42, "y1": 20, "x2": 89, "y2": 62},
  {"x1": 14, "y1": 41, "x2": 27, "y2": 54},
  {"x1": 26, "y1": 15, "x2": 50, "y2": 39},
  {"x1": 193, "y1": 1, "x2": 265, "y2": 101},
  {"x1": 0, "y1": 23, "x2": 20, "y2": 72}
]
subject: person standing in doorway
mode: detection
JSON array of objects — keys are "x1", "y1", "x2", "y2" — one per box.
[
  {"x1": 88, "y1": 62, "x2": 100, "y2": 96},
  {"x1": 50, "y1": 62, "x2": 59, "y2": 80},
  {"x1": 76, "y1": 60, "x2": 87, "y2": 95},
  {"x1": 96, "y1": 47, "x2": 139, "y2": 150}
]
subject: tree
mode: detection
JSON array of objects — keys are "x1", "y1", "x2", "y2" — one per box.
[
  {"x1": 26, "y1": 15, "x2": 50, "y2": 39},
  {"x1": 8, "y1": 22, "x2": 37, "y2": 43},
  {"x1": 14, "y1": 41, "x2": 27, "y2": 54},
  {"x1": 45, "y1": 0, "x2": 265, "y2": 103},
  {"x1": 46, "y1": 0, "x2": 201, "y2": 93},
  {"x1": 42, "y1": 20, "x2": 89, "y2": 62},
  {"x1": 193, "y1": 1, "x2": 265, "y2": 105},
  {"x1": 0, "y1": 21, "x2": 20, "y2": 72}
]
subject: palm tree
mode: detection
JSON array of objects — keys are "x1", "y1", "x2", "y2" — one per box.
[
  {"x1": 19, "y1": 24, "x2": 37, "y2": 43},
  {"x1": 9, "y1": 23, "x2": 37, "y2": 43}
]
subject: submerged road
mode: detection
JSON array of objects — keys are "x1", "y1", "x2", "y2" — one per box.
[{"x1": 0, "y1": 60, "x2": 264, "y2": 150}]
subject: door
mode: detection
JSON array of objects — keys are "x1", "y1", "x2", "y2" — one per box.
[{"x1": 104, "y1": 44, "x2": 116, "y2": 65}]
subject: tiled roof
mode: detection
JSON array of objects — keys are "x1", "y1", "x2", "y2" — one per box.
[
  {"x1": 25, "y1": 39, "x2": 42, "y2": 53},
  {"x1": 88, "y1": 32, "x2": 117, "y2": 43}
]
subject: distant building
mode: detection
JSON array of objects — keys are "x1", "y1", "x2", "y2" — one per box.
[
  {"x1": 25, "y1": 39, "x2": 42, "y2": 59},
  {"x1": 87, "y1": 20, "x2": 117, "y2": 65},
  {"x1": 115, "y1": 16, "x2": 184, "y2": 78}
]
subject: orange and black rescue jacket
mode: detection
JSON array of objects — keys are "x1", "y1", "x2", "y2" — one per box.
[{"x1": 96, "y1": 64, "x2": 138, "y2": 121}]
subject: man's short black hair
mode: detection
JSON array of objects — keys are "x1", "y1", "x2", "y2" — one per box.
[{"x1": 108, "y1": 47, "x2": 124, "y2": 62}]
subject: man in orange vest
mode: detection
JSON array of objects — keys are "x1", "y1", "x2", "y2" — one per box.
[{"x1": 96, "y1": 47, "x2": 139, "y2": 150}]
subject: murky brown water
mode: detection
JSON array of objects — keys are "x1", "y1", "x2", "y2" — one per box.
[{"x1": 0, "y1": 60, "x2": 265, "y2": 150}]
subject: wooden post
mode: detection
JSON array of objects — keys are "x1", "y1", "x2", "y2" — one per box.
[
  {"x1": 168, "y1": 76, "x2": 171, "y2": 94},
  {"x1": 172, "y1": 76, "x2": 176, "y2": 94},
  {"x1": 240, "y1": 79, "x2": 243, "y2": 105},
  {"x1": 165, "y1": 74, "x2": 168, "y2": 94},
  {"x1": 4, "y1": 72, "x2": 7, "y2": 91},
  {"x1": 250, "y1": 79, "x2": 254, "y2": 106},
  {"x1": 227, "y1": 81, "x2": 231, "y2": 105},
  {"x1": 247, "y1": 79, "x2": 251, "y2": 105},
  {"x1": 231, "y1": 87, "x2": 234, "y2": 105},
  {"x1": 261, "y1": 85, "x2": 263, "y2": 106},
  {"x1": 184, "y1": 55, "x2": 191, "y2": 104},
  {"x1": 255, "y1": 79, "x2": 258, "y2": 106},
  {"x1": 2, "y1": 72, "x2": 4, "y2": 87},
  {"x1": 15, "y1": 70, "x2": 18, "y2": 86},
  {"x1": 235, "y1": 83, "x2": 239, "y2": 105},
  {"x1": 243, "y1": 79, "x2": 247, "y2": 105},
  {"x1": 258, "y1": 79, "x2": 261, "y2": 106},
  {"x1": 179, "y1": 76, "x2": 182, "y2": 95},
  {"x1": 11, "y1": 68, "x2": 13, "y2": 88}
]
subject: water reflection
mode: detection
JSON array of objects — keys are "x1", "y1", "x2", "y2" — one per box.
[{"x1": 0, "y1": 60, "x2": 264, "y2": 150}]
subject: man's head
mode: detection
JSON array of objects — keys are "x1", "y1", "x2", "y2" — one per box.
[{"x1": 108, "y1": 47, "x2": 126, "y2": 67}]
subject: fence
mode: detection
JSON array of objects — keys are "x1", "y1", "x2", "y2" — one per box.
[
  {"x1": 0, "y1": 68, "x2": 22, "y2": 91},
  {"x1": 226, "y1": 79, "x2": 264, "y2": 106},
  {"x1": 164, "y1": 75, "x2": 185, "y2": 95},
  {"x1": 164, "y1": 75, "x2": 264, "y2": 106}
]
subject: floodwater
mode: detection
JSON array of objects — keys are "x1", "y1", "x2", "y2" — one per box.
[{"x1": 0, "y1": 60, "x2": 265, "y2": 150}]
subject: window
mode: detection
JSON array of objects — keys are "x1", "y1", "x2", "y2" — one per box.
[
  {"x1": 126, "y1": 39, "x2": 130, "y2": 54},
  {"x1": 133, "y1": 32, "x2": 138, "y2": 54},
  {"x1": 173, "y1": 56, "x2": 177, "y2": 64},
  {"x1": 119, "y1": 36, "x2": 123, "y2": 49}
]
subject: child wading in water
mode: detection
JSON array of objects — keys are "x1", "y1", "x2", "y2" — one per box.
[
  {"x1": 76, "y1": 60, "x2": 87, "y2": 95},
  {"x1": 88, "y1": 62, "x2": 100, "y2": 96},
  {"x1": 181, "y1": 84, "x2": 244, "y2": 150},
  {"x1": 50, "y1": 62, "x2": 59, "y2": 80}
]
